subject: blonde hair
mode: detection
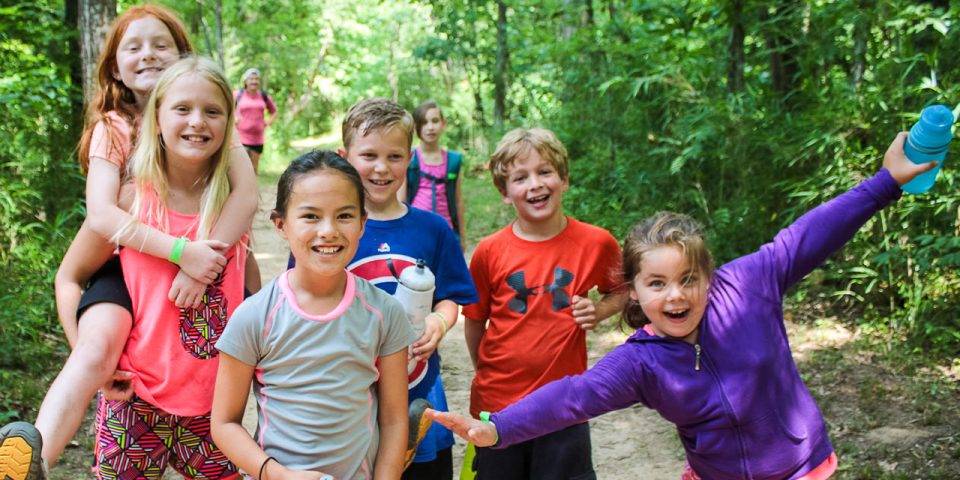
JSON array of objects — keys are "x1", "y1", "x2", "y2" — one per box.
[
  {"x1": 341, "y1": 97, "x2": 414, "y2": 151},
  {"x1": 116, "y1": 56, "x2": 234, "y2": 243},
  {"x1": 489, "y1": 127, "x2": 569, "y2": 195},
  {"x1": 620, "y1": 212, "x2": 714, "y2": 329}
]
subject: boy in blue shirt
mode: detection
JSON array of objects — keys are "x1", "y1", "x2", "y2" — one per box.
[{"x1": 341, "y1": 98, "x2": 478, "y2": 479}]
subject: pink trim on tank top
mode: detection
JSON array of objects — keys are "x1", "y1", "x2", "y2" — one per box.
[{"x1": 277, "y1": 270, "x2": 356, "y2": 321}]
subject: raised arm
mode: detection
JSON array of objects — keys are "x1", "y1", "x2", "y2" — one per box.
[{"x1": 750, "y1": 133, "x2": 932, "y2": 298}]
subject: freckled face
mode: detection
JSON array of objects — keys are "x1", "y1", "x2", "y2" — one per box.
[
  {"x1": 114, "y1": 15, "x2": 181, "y2": 105},
  {"x1": 630, "y1": 245, "x2": 709, "y2": 344}
]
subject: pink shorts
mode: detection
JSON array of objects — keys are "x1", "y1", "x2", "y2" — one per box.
[
  {"x1": 94, "y1": 394, "x2": 239, "y2": 479},
  {"x1": 682, "y1": 452, "x2": 838, "y2": 480}
]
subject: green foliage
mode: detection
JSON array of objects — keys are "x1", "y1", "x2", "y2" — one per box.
[{"x1": 0, "y1": 0, "x2": 84, "y2": 416}]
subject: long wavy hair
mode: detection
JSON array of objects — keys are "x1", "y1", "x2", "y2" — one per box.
[
  {"x1": 77, "y1": 4, "x2": 192, "y2": 173},
  {"x1": 115, "y1": 57, "x2": 234, "y2": 244}
]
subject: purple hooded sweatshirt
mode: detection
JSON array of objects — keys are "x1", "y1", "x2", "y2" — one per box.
[{"x1": 489, "y1": 169, "x2": 902, "y2": 479}]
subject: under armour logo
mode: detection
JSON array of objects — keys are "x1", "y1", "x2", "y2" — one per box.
[{"x1": 505, "y1": 267, "x2": 574, "y2": 314}]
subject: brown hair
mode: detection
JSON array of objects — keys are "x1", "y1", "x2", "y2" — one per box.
[
  {"x1": 412, "y1": 99, "x2": 443, "y2": 139},
  {"x1": 341, "y1": 97, "x2": 414, "y2": 151},
  {"x1": 77, "y1": 4, "x2": 193, "y2": 172},
  {"x1": 620, "y1": 212, "x2": 714, "y2": 330},
  {"x1": 488, "y1": 127, "x2": 569, "y2": 195}
]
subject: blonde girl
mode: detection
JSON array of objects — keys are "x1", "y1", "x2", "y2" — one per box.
[
  {"x1": 0, "y1": 5, "x2": 255, "y2": 479},
  {"x1": 94, "y1": 55, "x2": 246, "y2": 479}
]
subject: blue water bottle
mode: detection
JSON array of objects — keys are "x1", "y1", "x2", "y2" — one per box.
[{"x1": 901, "y1": 104, "x2": 955, "y2": 194}]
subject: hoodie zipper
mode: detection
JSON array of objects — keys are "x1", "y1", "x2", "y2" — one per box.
[{"x1": 694, "y1": 343, "x2": 702, "y2": 371}]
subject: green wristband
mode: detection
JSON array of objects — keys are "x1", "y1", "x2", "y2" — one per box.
[
  {"x1": 479, "y1": 411, "x2": 498, "y2": 444},
  {"x1": 168, "y1": 237, "x2": 187, "y2": 264}
]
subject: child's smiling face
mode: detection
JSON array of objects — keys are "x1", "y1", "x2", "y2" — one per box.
[
  {"x1": 501, "y1": 148, "x2": 569, "y2": 226},
  {"x1": 630, "y1": 245, "x2": 709, "y2": 344},
  {"x1": 275, "y1": 170, "x2": 365, "y2": 278},
  {"x1": 114, "y1": 15, "x2": 181, "y2": 106},
  {"x1": 341, "y1": 127, "x2": 411, "y2": 213}
]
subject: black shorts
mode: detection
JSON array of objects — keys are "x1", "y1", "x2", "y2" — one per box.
[
  {"x1": 242, "y1": 144, "x2": 264, "y2": 154},
  {"x1": 77, "y1": 256, "x2": 133, "y2": 317},
  {"x1": 401, "y1": 446, "x2": 452, "y2": 480},
  {"x1": 475, "y1": 422, "x2": 595, "y2": 480}
]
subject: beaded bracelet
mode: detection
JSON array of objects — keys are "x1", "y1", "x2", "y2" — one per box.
[{"x1": 168, "y1": 237, "x2": 188, "y2": 264}]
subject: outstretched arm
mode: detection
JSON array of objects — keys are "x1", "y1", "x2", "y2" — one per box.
[
  {"x1": 752, "y1": 132, "x2": 936, "y2": 297},
  {"x1": 426, "y1": 409, "x2": 498, "y2": 447}
]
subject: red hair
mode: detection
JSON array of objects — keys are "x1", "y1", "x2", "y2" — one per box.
[{"x1": 77, "y1": 4, "x2": 193, "y2": 172}]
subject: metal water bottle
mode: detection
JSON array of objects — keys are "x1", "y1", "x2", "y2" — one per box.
[
  {"x1": 393, "y1": 259, "x2": 436, "y2": 336},
  {"x1": 902, "y1": 104, "x2": 955, "y2": 194}
]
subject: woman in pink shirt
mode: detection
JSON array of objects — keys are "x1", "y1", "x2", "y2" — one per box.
[{"x1": 234, "y1": 68, "x2": 278, "y2": 173}]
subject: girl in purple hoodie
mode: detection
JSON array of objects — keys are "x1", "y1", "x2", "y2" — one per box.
[{"x1": 430, "y1": 132, "x2": 936, "y2": 480}]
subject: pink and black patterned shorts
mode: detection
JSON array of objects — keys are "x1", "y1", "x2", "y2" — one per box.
[{"x1": 94, "y1": 394, "x2": 239, "y2": 479}]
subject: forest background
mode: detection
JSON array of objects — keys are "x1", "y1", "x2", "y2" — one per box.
[{"x1": 1, "y1": 0, "x2": 958, "y2": 477}]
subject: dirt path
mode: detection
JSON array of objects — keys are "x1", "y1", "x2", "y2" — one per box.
[{"x1": 248, "y1": 185, "x2": 686, "y2": 478}]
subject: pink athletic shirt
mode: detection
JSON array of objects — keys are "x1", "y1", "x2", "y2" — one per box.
[
  {"x1": 410, "y1": 148, "x2": 454, "y2": 229},
  {"x1": 235, "y1": 89, "x2": 277, "y2": 146},
  {"x1": 118, "y1": 191, "x2": 247, "y2": 416}
]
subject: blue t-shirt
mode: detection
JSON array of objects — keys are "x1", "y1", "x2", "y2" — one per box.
[{"x1": 347, "y1": 205, "x2": 478, "y2": 462}]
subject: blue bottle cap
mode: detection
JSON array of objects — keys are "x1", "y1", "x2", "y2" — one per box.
[{"x1": 909, "y1": 105, "x2": 954, "y2": 152}]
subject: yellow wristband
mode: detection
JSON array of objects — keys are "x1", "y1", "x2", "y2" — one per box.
[{"x1": 429, "y1": 311, "x2": 447, "y2": 338}]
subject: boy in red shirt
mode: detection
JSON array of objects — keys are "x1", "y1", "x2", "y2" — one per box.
[{"x1": 463, "y1": 127, "x2": 627, "y2": 479}]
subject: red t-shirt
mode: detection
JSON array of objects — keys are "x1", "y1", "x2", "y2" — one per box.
[{"x1": 463, "y1": 217, "x2": 622, "y2": 416}]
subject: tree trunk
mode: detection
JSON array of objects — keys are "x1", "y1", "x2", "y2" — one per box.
[
  {"x1": 493, "y1": 0, "x2": 509, "y2": 131},
  {"x1": 761, "y1": 0, "x2": 800, "y2": 104},
  {"x1": 851, "y1": 0, "x2": 871, "y2": 90},
  {"x1": 78, "y1": 0, "x2": 116, "y2": 105},
  {"x1": 214, "y1": 0, "x2": 224, "y2": 67},
  {"x1": 726, "y1": 0, "x2": 745, "y2": 93}
]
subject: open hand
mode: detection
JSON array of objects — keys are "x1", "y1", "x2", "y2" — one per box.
[
  {"x1": 426, "y1": 408, "x2": 498, "y2": 447},
  {"x1": 884, "y1": 131, "x2": 940, "y2": 186}
]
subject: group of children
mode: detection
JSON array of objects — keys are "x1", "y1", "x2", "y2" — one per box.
[{"x1": 0, "y1": 4, "x2": 941, "y2": 480}]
